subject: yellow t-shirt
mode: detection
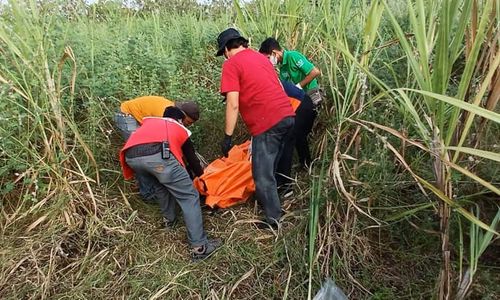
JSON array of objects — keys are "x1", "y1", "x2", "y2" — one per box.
[{"x1": 120, "y1": 96, "x2": 175, "y2": 124}]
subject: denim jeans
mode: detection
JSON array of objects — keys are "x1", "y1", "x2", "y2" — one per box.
[
  {"x1": 114, "y1": 112, "x2": 154, "y2": 200},
  {"x1": 125, "y1": 152, "x2": 208, "y2": 247},
  {"x1": 114, "y1": 112, "x2": 139, "y2": 140},
  {"x1": 252, "y1": 116, "x2": 295, "y2": 223}
]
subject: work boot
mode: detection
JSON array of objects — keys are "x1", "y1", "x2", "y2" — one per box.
[{"x1": 191, "y1": 238, "x2": 222, "y2": 261}]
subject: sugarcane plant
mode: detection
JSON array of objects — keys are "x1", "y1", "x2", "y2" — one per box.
[
  {"x1": 0, "y1": 0, "x2": 98, "y2": 230},
  {"x1": 362, "y1": 0, "x2": 500, "y2": 298}
]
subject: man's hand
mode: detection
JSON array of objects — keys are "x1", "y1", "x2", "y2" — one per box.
[
  {"x1": 222, "y1": 91, "x2": 238, "y2": 157},
  {"x1": 221, "y1": 134, "x2": 232, "y2": 157},
  {"x1": 298, "y1": 66, "x2": 321, "y2": 89}
]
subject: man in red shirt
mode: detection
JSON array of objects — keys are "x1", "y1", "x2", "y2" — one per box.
[{"x1": 216, "y1": 28, "x2": 295, "y2": 229}]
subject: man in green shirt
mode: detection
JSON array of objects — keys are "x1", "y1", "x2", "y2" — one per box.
[{"x1": 259, "y1": 37, "x2": 322, "y2": 106}]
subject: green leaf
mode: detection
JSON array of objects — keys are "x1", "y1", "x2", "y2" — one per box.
[
  {"x1": 446, "y1": 147, "x2": 500, "y2": 163},
  {"x1": 402, "y1": 88, "x2": 500, "y2": 123},
  {"x1": 415, "y1": 175, "x2": 499, "y2": 236}
]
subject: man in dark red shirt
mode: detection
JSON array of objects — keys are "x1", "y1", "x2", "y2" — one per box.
[{"x1": 216, "y1": 28, "x2": 295, "y2": 229}]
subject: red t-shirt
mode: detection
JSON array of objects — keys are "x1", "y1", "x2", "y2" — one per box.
[{"x1": 220, "y1": 48, "x2": 295, "y2": 136}]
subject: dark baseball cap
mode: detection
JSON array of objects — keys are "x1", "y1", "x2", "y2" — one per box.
[
  {"x1": 175, "y1": 101, "x2": 200, "y2": 121},
  {"x1": 216, "y1": 28, "x2": 248, "y2": 56}
]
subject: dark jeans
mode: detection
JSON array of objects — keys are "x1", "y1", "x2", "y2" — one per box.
[
  {"x1": 277, "y1": 99, "x2": 317, "y2": 186},
  {"x1": 125, "y1": 152, "x2": 208, "y2": 247},
  {"x1": 252, "y1": 116, "x2": 295, "y2": 223}
]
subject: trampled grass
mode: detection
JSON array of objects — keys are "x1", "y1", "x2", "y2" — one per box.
[{"x1": 0, "y1": 176, "x2": 310, "y2": 299}]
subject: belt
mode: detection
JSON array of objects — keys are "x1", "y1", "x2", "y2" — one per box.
[
  {"x1": 125, "y1": 143, "x2": 163, "y2": 159},
  {"x1": 116, "y1": 110, "x2": 132, "y2": 117}
]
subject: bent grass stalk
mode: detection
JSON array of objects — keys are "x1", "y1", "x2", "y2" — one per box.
[{"x1": 381, "y1": 0, "x2": 500, "y2": 297}]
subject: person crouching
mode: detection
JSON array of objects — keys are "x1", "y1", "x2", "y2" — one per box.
[{"x1": 119, "y1": 106, "x2": 221, "y2": 260}]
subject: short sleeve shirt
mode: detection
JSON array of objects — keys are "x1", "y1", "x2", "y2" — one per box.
[
  {"x1": 279, "y1": 50, "x2": 319, "y2": 91},
  {"x1": 220, "y1": 49, "x2": 295, "y2": 136},
  {"x1": 120, "y1": 96, "x2": 174, "y2": 123}
]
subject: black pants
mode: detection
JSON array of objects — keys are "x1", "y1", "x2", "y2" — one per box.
[{"x1": 276, "y1": 99, "x2": 317, "y2": 187}]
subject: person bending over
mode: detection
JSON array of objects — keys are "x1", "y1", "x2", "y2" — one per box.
[{"x1": 119, "y1": 106, "x2": 221, "y2": 260}]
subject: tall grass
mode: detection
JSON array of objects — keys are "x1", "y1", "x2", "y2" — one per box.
[
  {"x1": 0, "y1": 0, "x2": 498, "y2": 298},
  {"x1": 380, "y1": 1, "x2": 499, "y2": 297},
  {"x1": 0, "y1": 0, "x2": 99, "y2": 231},
  {"x1": 239, "y1": 0, "x2": 499, "y2": 298}
]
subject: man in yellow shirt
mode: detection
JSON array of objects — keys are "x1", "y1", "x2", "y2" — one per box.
[
  {"x1": 114, "y1": 96, "x2": 201, "y2": 204},
  {"x1": 115, "y1": 96, "x2": 200, "y2": 140}
]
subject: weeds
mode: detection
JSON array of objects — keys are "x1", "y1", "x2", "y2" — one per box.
[{"x1": 0, "y1": 0, "x2": 498, "y2": 299}]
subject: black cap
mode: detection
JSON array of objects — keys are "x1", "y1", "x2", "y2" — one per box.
[
  {"x1": 175, "y1": 101, "x2": 200, "y2": 121},
  {"x1": 216, "y1": 28, "x2": 247, "y2": 56}
]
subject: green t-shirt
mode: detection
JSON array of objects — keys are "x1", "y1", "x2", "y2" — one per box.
[{"x1": 279, "y1": 50, "x2": 318, "y2": 91}]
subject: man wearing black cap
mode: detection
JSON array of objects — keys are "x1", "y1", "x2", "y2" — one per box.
[{"x1": 216, "y1": 28, "x2": 295, "y2": 229}]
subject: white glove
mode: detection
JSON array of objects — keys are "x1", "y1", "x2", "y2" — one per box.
[{"x1": 295, "y1": 82, "x2": 302, "y2": 89}]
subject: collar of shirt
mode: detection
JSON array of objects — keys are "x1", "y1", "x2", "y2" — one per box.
[{"x1": 281, "y1": 49, "x2": 289, "y2": 67}]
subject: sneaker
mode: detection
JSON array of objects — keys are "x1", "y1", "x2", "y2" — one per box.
[
  {"x1": 191, "y1": 238, "x2": 222, "y2": 261},
  {"x1": 309, "y1": 89, "x2": 323, "y2": 106},
  {"x1": 162, "y1": 217, "x2": 177, "y2": 229}
]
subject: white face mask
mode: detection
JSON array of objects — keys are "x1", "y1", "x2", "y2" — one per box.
[{"x1": 269, "y1": 54, "x2": 278, "y2": 66}]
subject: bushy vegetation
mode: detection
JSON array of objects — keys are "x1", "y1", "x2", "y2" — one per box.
[{"x1": 0, "y1": 0, "x2": 498, "y2": 299}]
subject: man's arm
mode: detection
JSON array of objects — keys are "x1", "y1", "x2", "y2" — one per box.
[
  {"x1": 181, "y1": 138, "x2": 203, "y2": 177},
  {"x1": 224, "y1": 91, "x2": 239, "y2": 135},
  {"x1": 297, "y1": 66, "x2": 321, "y2": 89}
]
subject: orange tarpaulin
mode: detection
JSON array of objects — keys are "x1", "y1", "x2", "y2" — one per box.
[
  {"x1": 194, "y1": 97, "x2": 299, "y2": 208},
  {"x1": 194, "y1": 141, "x2": 255, "y2": 208},
  {"x1": 289, "y1": 97, "x2": 301, "y2": 112}
]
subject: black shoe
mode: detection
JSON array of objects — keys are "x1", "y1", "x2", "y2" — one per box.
[
  {"x1": 255, "y1": 219, "x2": 279, "y2": 230},
  {"x1": 191, "y1": 238, "x2": 222, "y2": 261}
]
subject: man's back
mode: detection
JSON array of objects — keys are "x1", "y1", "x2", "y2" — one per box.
[
  {"x1": 120, "y1": 96, "x2": 174, "y2": 123},
  {"x1": 220, "y1": 49, "x2": 294, "y2": 136},
  {"x1": 279, "y1": 50, "x2": 319, "y2": 92}
]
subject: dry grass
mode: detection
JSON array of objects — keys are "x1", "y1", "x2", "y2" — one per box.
[
  {"x1": 0, "y1": 176, "x2": 315, "y2": 299},
  {"x1": 0, "y1": 131, "x2": 496, "y2": 299}
]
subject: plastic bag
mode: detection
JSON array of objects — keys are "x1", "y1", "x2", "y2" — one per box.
[{"x1": 313, "y1": 278, "x2": 348, "y2": 300}]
